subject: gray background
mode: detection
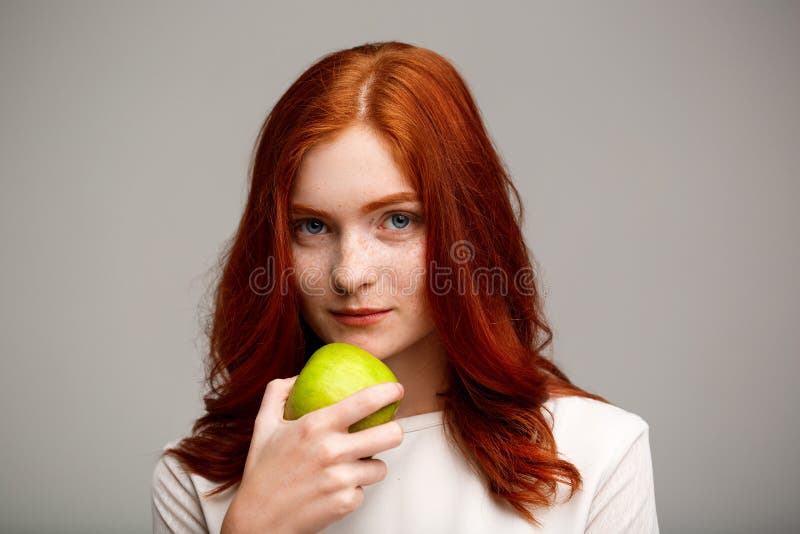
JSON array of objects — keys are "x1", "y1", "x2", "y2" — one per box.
[{"x1": 1, "y1": 1, "x2": 798, "y2": 533}]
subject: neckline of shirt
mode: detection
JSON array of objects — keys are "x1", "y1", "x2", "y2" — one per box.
[
  {"x1": 392, "y1": 396, "x2": 565, "y2": 434},
  {"x1": 395, "y1": 409, "x2": 444, "y2": 433}
]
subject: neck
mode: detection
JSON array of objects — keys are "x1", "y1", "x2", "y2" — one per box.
[{"x1": 383, "y1": 331, "x2": 448, "y2": 418}]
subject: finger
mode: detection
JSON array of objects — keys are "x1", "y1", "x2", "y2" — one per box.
[
  {"x1": 318, "y1": 382, "x2": 404, "y2": 432},
  {"x1": 349, "y1": 458, "x2": 389, "y2": 488},
  {"x1": 257, "y1": 376, "x2": 298, "y2": 425},
  {"x1": 346, "y1": 421, "x2": 404, "y2": 460}
]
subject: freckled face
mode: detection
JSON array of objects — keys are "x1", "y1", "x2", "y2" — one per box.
[{"x1": 289, "y1": 124, "x2": 438, "y2": 362}]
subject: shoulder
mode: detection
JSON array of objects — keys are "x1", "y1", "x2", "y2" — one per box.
[
  {"x1": 539, "y1": 397, "x2": 660, "y2": 531},
  {"x1": 545, "y1": 395, "x2": 649, "y2": 437},
  {"x1": 543, "y1": 395, "x2": 651, "y2": 483},
  {"x1": 152, "y1": 441, "x2": 197, "y2": 496},
  {"x1": 151, "y1": 441, "x2": 208, "y2": 533}
]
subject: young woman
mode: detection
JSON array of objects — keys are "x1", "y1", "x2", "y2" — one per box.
[{"x1": 152, "y1": 41, "x2": 659, "y2": 533}]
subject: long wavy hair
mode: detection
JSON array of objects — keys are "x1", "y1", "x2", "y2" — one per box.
[{"x1": 164, "y1": 40, "x2": 609, "y2": 526}]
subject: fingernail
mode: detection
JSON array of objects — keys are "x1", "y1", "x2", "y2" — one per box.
[{"x1": 396, "y1": 383, "x2": 404, "y2": 396}]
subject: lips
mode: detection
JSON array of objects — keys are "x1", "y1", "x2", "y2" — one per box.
[
  {"x1": 330, "y1": 308, "x2": 392, "y2": 326},
  {"x1": 331, "y1": 307, "x2": 391, "y2": 316}
]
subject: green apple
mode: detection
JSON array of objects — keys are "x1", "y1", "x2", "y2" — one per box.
[{"x1": 284, "y1": 342, "x2": 401, "y2": 432}]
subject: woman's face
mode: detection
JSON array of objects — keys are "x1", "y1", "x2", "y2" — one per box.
[{"x1": 289, "y1": 124, "x2": 439, "y2": 364}]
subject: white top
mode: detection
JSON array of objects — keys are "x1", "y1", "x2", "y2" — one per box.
[{"x1": 152, "y1": 396, "x2": 659, "y2": 533}]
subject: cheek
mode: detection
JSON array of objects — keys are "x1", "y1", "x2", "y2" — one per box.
[
  {"x1": 390, "y1": 242, "x2": 428, "y2": 306},
  {"x1": 291, "y1": 246, "x2": 330, "y2": 297},
  {"x1": 292, "y1": 251, "x2": 320, "y2": 275}
]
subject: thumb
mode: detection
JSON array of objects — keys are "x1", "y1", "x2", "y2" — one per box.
[{"x1": 257, "y1": 375, "x2": 298, "y2": 426}]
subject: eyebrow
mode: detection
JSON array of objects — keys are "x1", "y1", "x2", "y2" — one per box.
[{"x1": 290, "y1": 191, "x2": 420, "y2": 218}]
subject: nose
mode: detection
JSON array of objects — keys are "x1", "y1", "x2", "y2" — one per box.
[{"x1": 330, "y1": 233, "x2": 379, "y2": 295}]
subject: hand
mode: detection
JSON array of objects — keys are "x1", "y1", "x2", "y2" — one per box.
[{"x1": 220, "y1": 376, "x2": 405, "y2": 534}]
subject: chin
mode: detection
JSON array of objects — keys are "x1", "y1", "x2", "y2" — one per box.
[
  {"x1": 339, "y1": 336, "x2": 385, "y2": 355},
  {"x1": 324, "y1": 334, "x2": 393, "y2": 360}
]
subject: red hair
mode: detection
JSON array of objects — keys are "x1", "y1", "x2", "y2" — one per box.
[{"x1": 164, "y1": 41, "x2": 609, "y2": 526}]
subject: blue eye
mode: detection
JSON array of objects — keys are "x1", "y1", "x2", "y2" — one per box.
[
  {"x1": 298, "y1": 219, "x2": 325, "y2": 234},
  {"x1": 388, "y1": 214, "x2": 410, "y2": 229}
]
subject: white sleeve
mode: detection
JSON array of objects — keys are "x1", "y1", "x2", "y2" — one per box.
[
  {"x1": 151, "y1": 453, "x2": 209, "y2": 534},
  {"x1": 585, "y1": 426, "x2": 660, "y2": 534}
]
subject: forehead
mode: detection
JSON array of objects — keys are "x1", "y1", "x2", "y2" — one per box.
[{"x1": 292, "y1": 124, "x2": 415, "y2": 203}]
